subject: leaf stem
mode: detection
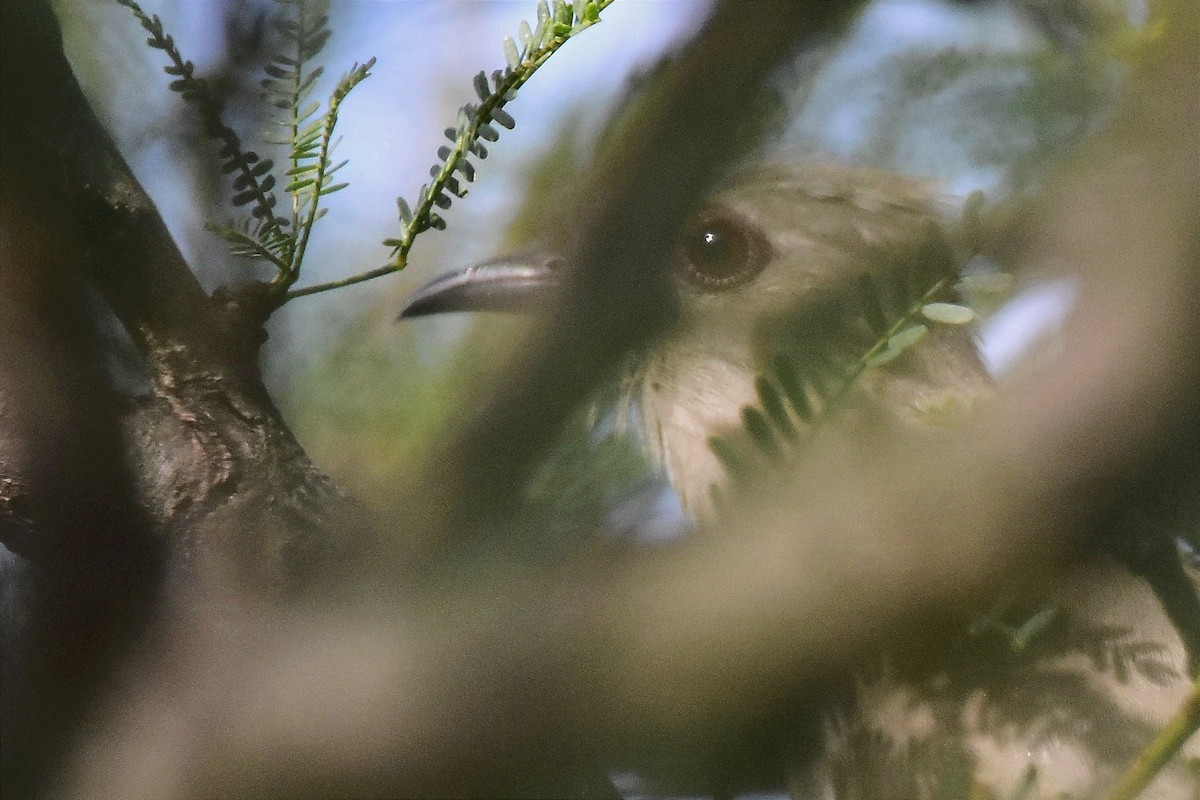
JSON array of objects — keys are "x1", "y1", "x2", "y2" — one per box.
[
  {"x1": 285, "y1": 259, "x2": 408, "y2": 298},
  {"x1": 1103, "y1": 674, "x2": 1200, "y2": 800},
  {"x1": 812, "y1": 276, "x2": 950, "y2": 430},
  {"x1": 273, "y1": 59, "x2": 374, "y2": 297},
  {"x1": 282, "y1": 0, "x2": 615, "y2": 302}
]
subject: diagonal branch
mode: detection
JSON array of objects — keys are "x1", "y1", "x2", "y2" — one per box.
[{"x1": 408, "y1": 0, "x2": 869, "y2": 543}]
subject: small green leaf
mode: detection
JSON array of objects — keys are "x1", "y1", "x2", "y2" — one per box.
[
  {"x1": 300, "y1": 66, "x2": 324, "y2": 92},
  {"x1": 1011, "y1": 606, "x2": 1058, "y2": 651},
  {"x1": 477, "y1": 123, "x2": 499, "y2": 142},
  {"x1": 503, "y1": 36, "x2": 521, "y2": 69},
  {"x1": 297, "y1": 117, "x2": 324, "y2": 140},
  {"x1": 955, "y1": 272, "x2": 1014, "y2": 295},
  {"x1": 319, "y1": 182, "x2": 349, "y2": 195},
  {"x1": 518, "y1": 20, "x2": 533, "y2": 48},
  {"x1": 741, "y1": 406, "x2": 780, "y2": 459},
  {"x1": 755, "y1": 376, "x2": 796, "y2": 441},
  {"x1": 286, "y1": 178, "x2": 315, "y2": 192},
  {"x1": 296, "y1": 101, "x2": 320, "y2": 122},
  {"x1": 866, "y1": 346, "x2": 903, "y2": 368},
  {"x1": 397, "y1": 197, "x2": 413, "y2": 225},
  {"x1": 889, "y1": 323, "x2": 928, "y2": 351},
  {"x1": 922, "y1": 302, "x2": 977, "y2": 325},
  {"x1": 473, "y1": 71, "x2": 489, "y2": 101},
  {"x1": 867, "y1": 324, "x2": 928, "y2": 368},
  {"x1": 491, "y1": 108, "x2": 515, "y2": 129},
  {"x1": 773, "y1": 355, "x2": 813, "y2": 421}
]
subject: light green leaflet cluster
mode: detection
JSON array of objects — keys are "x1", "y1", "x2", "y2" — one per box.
[
  {"x1": 368, "y1": 0, "x2": 614, "y2": 298},
  {"x1": 708, "y1": 231, "x2": 1010, "y2": 486},
  {"x1": 116, "y1": 0, "x2": 613, "y2": 305}
]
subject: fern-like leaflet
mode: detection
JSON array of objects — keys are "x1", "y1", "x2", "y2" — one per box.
[
  {"x1": 116, "y1": 0, "x2": 291, "y2": 267},
  {"x1": 117, "y1": 0, "x2": 373, "y2": 303},
  {"x1": 708, "y1": 227, "x2": 979, "y2": 488},
  {"x1": 119, "y1": 0, "x2": 615, "y2": 305},
  {"x1": 286, "y1": 0, "x2": 615, "y2": 299}
]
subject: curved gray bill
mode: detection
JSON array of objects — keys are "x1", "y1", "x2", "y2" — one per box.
[{"x1": 397, "y1": 256, "x2": 565, "y2": 319}]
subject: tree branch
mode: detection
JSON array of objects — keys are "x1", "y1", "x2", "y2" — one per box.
[{"x1": 408, "y1": 0, "x2": 867, "y2": 544}]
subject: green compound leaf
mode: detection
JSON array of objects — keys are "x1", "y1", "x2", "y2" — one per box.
[{"x1": 921, "y1": 302, "x2": 977, "y2": 324}]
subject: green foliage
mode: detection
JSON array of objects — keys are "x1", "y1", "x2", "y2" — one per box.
[
  {"x1": 288, "y1": 0, "x2": 616, "y2": 300},
  {"x1": 969, "y1": 602, "x2": 1061, "y2": 653},
  {"x1": 708, "y1": 227, "x2": 976, "y2": 489},
  {"x1": 117, "y1": 0, "x2": 614, "y2": 309},
  {"x1": 115, "y1": 0, "x2": 290, "y2": 258},
  {"x1": 392, "y1": 2, "x2": 610, "y2": 250},
  {"x1": 116, "y1": 0, "x2": 373, "y2": 304}
]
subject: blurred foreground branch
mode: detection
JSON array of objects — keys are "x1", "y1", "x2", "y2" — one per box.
[{"x1": 409, "y1": 0, "x2": 863, "y2": 541}]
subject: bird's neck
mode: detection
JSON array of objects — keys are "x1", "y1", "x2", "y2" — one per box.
[
  {"x1": 630, "y1": 334, "x2": 760, "y2": 520},
  {"x1": 629, "y1": 326, "x2": 994, "y2": 522}
]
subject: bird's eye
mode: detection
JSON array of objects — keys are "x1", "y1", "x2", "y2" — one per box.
[{"x1": 676, "y1": 215, "x2": 769, "y2": 291}]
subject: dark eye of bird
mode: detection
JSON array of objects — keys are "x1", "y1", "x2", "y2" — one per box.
[{"x1": 676, "y1": 215, "x2": 769, "y2": 291}]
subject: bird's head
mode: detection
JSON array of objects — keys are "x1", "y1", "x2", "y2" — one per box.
[{"x1": 400, "y1": 162, "x2": 991, "y2": 518}]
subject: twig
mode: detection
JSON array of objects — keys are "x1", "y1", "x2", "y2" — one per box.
[
  {"x1": 284, "y1": 0, "x2": 614, "y2": 300},
  {"x1": 1104, "y1": 675, "x2": 1200, "y2": 800}
]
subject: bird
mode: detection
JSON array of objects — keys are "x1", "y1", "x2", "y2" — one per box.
[{"x1": 399, "y1": 161, "x2": 1200, "y2": 799}]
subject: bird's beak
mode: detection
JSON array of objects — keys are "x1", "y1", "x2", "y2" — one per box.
[{"x1": 397, "y1": 253, "x2": 565, "y2": 320}]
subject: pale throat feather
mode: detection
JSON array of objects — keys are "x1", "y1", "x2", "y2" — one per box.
[{"x1": 633, "y1": 337, "x2": 760, "y2": 519}]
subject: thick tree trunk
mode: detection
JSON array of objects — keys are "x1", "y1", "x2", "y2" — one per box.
[
  {"x1": 0, "y1": 0, "x2": 371, "y2": 586},
  {"x1": 0, "y1": 2, "x2": 371, "y2": 795}
]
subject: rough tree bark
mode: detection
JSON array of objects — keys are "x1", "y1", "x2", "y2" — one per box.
[{"x1": 1, "y1": 1, "x2": 371, "y2": 795}]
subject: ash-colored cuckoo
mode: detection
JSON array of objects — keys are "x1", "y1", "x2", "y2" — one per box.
[{"x1": 401, "y1": 162, "x2": 1200, "y2": 799}]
